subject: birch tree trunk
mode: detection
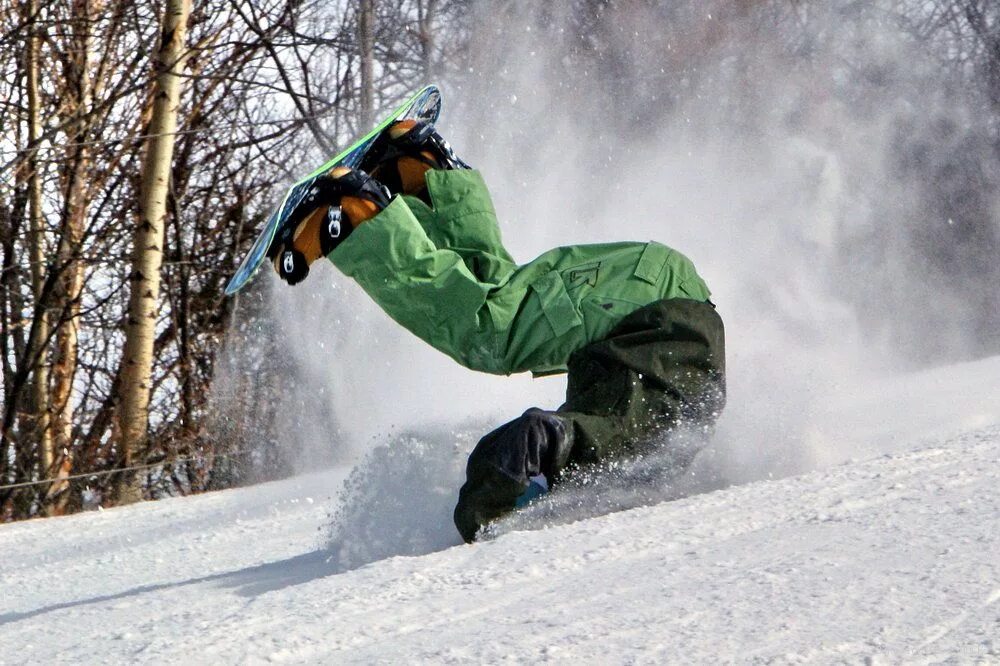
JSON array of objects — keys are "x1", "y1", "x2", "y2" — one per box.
[
  {"x1": 47, "y1": 0, "x2": 98, "y2": 513},
  {"x1": 359, "y1": 0, "x2": 375, "y2": 128},
  {"x1": 117, "y1": 0, "x2": 191, "y2": 503},
  {"x1": 25, "y1": 0, "x2": 53, "y2": 477}
]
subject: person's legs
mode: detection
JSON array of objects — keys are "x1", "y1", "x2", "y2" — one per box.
[
  {"x1": 403, "y1": 169, "x2": 518, "y2": 286},
  {"x1": 305, "y1": 152, "x2": 714, "y2": 378},
  {"x1": 453, "y1": 298, "x2": 726, "y2": 542},
  {"x1": 364, "y1": 120, "x2": 518, "y2": 285},
  {"x1": 327, "y1": 172, "x2": 517, "y2": 374}
]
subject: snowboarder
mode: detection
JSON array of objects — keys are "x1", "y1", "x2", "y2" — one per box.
[{"x1": 271, "y1": 120, "x2": 726, "y2": 542}]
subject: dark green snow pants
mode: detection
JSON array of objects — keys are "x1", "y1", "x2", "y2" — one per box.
[{"x1": 454, "y1": 297, "x2": 726, "y2": 542}]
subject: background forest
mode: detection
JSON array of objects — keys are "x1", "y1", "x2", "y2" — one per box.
[{"x1": 1, "y1": 0, "x2": 998, "y2": 520}]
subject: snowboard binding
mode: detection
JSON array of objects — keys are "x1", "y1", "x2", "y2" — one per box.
[
  {"x1": 268, "y1": 166, "x2": 390, "y2": 285},
  {"x1": 225, "y1": 84, "x2": 441, "y2": 296},
  {"x1": 363, "y1": 119, "x2": 470, "y2": 201}
]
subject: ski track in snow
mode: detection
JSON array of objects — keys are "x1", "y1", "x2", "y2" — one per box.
[{"x1": 1, "y1": 359, "x2": 1000, "y2": 664}]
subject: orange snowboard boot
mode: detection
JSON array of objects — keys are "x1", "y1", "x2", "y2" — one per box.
[
  {"x1": 364, "y1": 120, "x2": 470, "y2": 203},
  {"x1": 270, "y1": 166, "x2": 390, "y2": 285}
]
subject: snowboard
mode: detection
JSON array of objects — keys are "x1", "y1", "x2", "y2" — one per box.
[{"x1": 224, "y1": 85, "x2": 443, "y2": 296}]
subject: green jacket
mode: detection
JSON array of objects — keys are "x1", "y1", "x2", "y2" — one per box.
[{"x1": 329, "y1": 169, "x2": 711, "y2": 376}]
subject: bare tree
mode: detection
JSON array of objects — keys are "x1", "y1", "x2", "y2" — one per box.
[
  {"x1": 117, "y1": 0, "x2": 192, "y2": 502},
  {"x1": 25, "y1": 0, "x2": 54, "y2": 481},
  {"x1": 43, "y1": 0, "x2": 99, "y2": 513}
]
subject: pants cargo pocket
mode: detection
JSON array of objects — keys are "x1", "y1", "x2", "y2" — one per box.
[
  {"x1": 530, "y1": 271, "x2": 583, "y2": 338},
  {"x1": 633, "y1": 242, "x2": 671, "y2": 285}
]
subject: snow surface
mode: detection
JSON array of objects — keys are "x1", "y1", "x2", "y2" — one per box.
[{"x1": 2, "y1": 357, "x2": 999, "y2": 664}]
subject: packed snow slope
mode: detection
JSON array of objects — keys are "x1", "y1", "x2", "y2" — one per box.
[{"x1": 2, "y1": 357, "x2": 999, "y2": 664}]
